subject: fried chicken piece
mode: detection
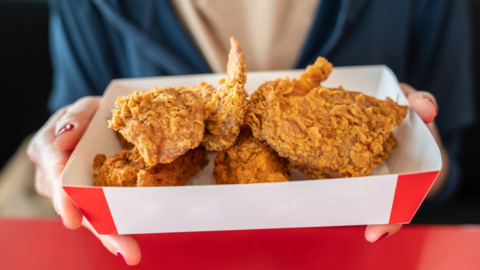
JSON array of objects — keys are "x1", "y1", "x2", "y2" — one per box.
[
  {"x1": 373, "y1": 133, "x2": 397, "y2": 166},
  {"x1": 214, "y1": 128, "x2": 290, "y2": 184},
  {"x1": 202, "y1": 37, "x2": 249, "y2": 151},
  {"x1": 294, "y1": 133, "x2": 398, "y2": 179},
  {"x1": 109, "y1": 86, "x2": 205, "y2": 166},
  {"x1": 115, "y1": 131, "x2": 134, "y2": 150},
  {"x1": 246, "y1": 57, "x2": 408, "y2": 178},
  {"x1": 291, "y1": 57, "x2": 333, "y2": 96},
  {"x1": 188, "y1": 81, "x2": 218, "y2": 120},
  {"x1": 93, "y1": 147, "x2": 208, "y2": 187}
]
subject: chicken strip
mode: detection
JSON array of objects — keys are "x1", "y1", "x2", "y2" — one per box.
[
  {"x1": 202, "y1": 37, "x2": 249, "y2": 151},
  {"x1": 214, "y1": 128, "x2": 290, "y2": 184},
  {"x1": 246, "y1": 58, "x2": 408, "y2": 178},
  {"x1": 109, "y1": 86, "x2": 205, "y2": 166},
  {"x1": 93, "y1": 147, "x2": 208, "y2": 187}
]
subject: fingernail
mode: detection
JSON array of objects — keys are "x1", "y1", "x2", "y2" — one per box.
[
  {"x1": 117, "y1": 252, "x2": 127, "y2": 264},
  {"x1": 373, "y1": 232, "x2": 389, "y2": 243},
  {"x1": 55, "y1": 124, "x2": 75, "y2": 139},
  {"x1": 422, "y1": 96, "x2": 438, "y2": 114}
]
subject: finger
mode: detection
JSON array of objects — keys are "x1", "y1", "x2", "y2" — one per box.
[
  {"x1": 365, "y1": 224, "x2": 403, "y2": 243},
  {"x1": 47, "y1": 161, "x2": 83, "y2": 230},
  {"x1": 27, "y1": 98, "x2": 101, "y2": 231},
  {"x1": 55, "y1": 187, "x2": 83, "y2": 230},
  {"x1": 400, "y1": 84, "x2": 438, "y2": 124},
  {"x1": 34, "y1": 167, "x2": 51, "y2": 198},
  {"x1": 83, "y1": 219, "x2": 142, "y2": 266},
  {"x1": 54, "y1": 97, "x2": 101, "y2": 151},
  {"x1": 33, "y1": 147, "x2": 83, "y2": 229},
  {"x1": 27, "y1": 108, "x2": 68, "y2": 166},
  {"x1": 29, "y1": 129, "x2": 70, "y2": 201},
  {"x1": 399, "y1": 83, "x2": 416, "y2": 96},
  {"x1": 29, "y1": 108, "x2": 71, "y2": 198},
  {"x1": 407, "y1": 91, "x2": 438, "y2": 124},
  {"x1": 30, "y1": 127, "x2": 82, "y2": 228}
]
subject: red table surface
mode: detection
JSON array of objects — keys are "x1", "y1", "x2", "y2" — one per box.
[{"x1": 0, "y1": 219, "x2": 479, "y2": 270}]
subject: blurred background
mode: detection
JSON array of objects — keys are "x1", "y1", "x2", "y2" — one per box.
[{"x1": 0, "y1": 0, "x2": 478, "y2": 223}]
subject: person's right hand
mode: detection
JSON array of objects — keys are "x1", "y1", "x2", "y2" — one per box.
[{"x1": 27, "y1": 97, "x2": 141, "y2": 266}]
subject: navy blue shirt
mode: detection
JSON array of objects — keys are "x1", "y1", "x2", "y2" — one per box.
[{"x1": 48, "y1": 0, "x2": 475, "y2": 205}]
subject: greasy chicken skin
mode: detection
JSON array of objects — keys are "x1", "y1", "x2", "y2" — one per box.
[
  {"x1": 109, "y1": 86, "x2": 206, "y2": 166},
  {"x1": 93, "y1": 147, "x2": 208, "y2": 187},
  {"x1": 246, "y1": 57, "x2": 408, "y2": 179},
  {"x1": 214, "y1": 128, "x2": 290, "y2": 184},
  {"x1": 202, "y1": 37, "x2": 249, "y2": 151}
]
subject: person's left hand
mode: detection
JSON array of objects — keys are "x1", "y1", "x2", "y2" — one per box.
[{"x1": 364, "y1": 83, "x2": 448, "y2": 243}]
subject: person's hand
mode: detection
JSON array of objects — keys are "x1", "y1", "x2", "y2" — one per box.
[
  {"x1": 364, "y1": 83, "x2": 449, "y2": 243},
  {"x1": 27, "y1": 97, "x2": 141, "y2": 266}
]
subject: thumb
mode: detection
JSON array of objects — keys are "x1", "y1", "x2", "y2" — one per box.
[
  {"x1": 83, "y1": 219, "x2": 142, "y2": 266},
  {"x1": 54, "y1": 97, "x2": 101, "y2": 150},
  {"x1": 400, "y1": 83, "x2": 438, "y2": 124},
  {"x1": 365, "y1": 224, "x2": 403, "y2": 243}
]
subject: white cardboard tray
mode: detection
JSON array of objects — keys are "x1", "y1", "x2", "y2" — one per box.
[{"x1": 62, "y1": 66, "x2": 441, "y2": 235}]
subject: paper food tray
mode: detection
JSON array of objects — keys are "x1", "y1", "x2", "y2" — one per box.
[{"x1": 62, "y1": 66, "x2": 441, "y2": 235}]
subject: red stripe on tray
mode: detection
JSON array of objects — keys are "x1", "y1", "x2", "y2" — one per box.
[
  {"x1": 389, "y1": 171, "x2": 439, "y2": 224},
  {"x1": 63, "y1": 187, "x2": 118, "y2": 235}
]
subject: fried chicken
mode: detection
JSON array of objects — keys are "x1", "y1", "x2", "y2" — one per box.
[
  {"x1": 214, "y1": 128, "x2": 290, "y2": 184},
  {"x1": 109, "y1": 86, "x2": 206, "y2": 166},
  {"x1": 294, "y1": 133, "x2": 398, "y2": 179},
  {"x1": 115, "y1": 130, "x2": 134, "y2": 150},
  {"x1": 246, "y1": 57, "x2": 408, "y2": 179},
  {"x1": 108, "y1": 37, "x2": 247, "y2": 167},
  {"x1": 290, "y1": 57, "x2": 333, "y2": 96},
  {"x1": 93, "y1": 147, "x2": 208, "y2": 187},
  {"x1": 188, "y1": 81, "x2": 218, "y2": 120},
  {"x1": 202, "y1": 37, "x2": 249, "y2": 151}
]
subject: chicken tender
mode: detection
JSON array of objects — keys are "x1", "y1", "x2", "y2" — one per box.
[
  {"x1": 93, "y1": 147, "x2": 208, "y2": 187},
  {"x1": 246, "y1": 57, "x2": 408, "y2": 178},
  {"x1": 109, "y1": 86, "x2": 205, "y2": 166},
  {"x1": 202, "y1": 37, "x2": 249, "y2": 151},
  {"x1": 214, "y1": 128, "x2": 290, "y2": 184}
]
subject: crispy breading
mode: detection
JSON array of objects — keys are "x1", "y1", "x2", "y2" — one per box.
[
  {"x1": 214, "y1": 128, "x2": 290, "y2": 184},
  {"x1": 109, "y1": 86, "x2": 205, "y2": 166},
  {"x1": 93, "y1": 147, "x2": 208, "y2": 187},
  {"x1": 202, "y1": 37, "x2": 249, "y2": 151},
  {"x1": 294, "y1": 133, "x2": 398, "y2": 179},
  {"x1": 188, "y1": 81, "x2": 218, "y2": 120},
  {"x1": 246, "y1": 57, "x2": 408, "y2": 178},
  {"x1": 291, "y1": 57, "x2": 333, "y2": 96}
]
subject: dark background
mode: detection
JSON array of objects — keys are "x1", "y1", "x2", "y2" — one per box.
[{"x1": 0, "y1": 0, "x2": 478, "y2": 223}]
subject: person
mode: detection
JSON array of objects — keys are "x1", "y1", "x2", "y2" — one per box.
[{"x1": 27, "y1": 0, "x2": 473, "y2": 266}]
